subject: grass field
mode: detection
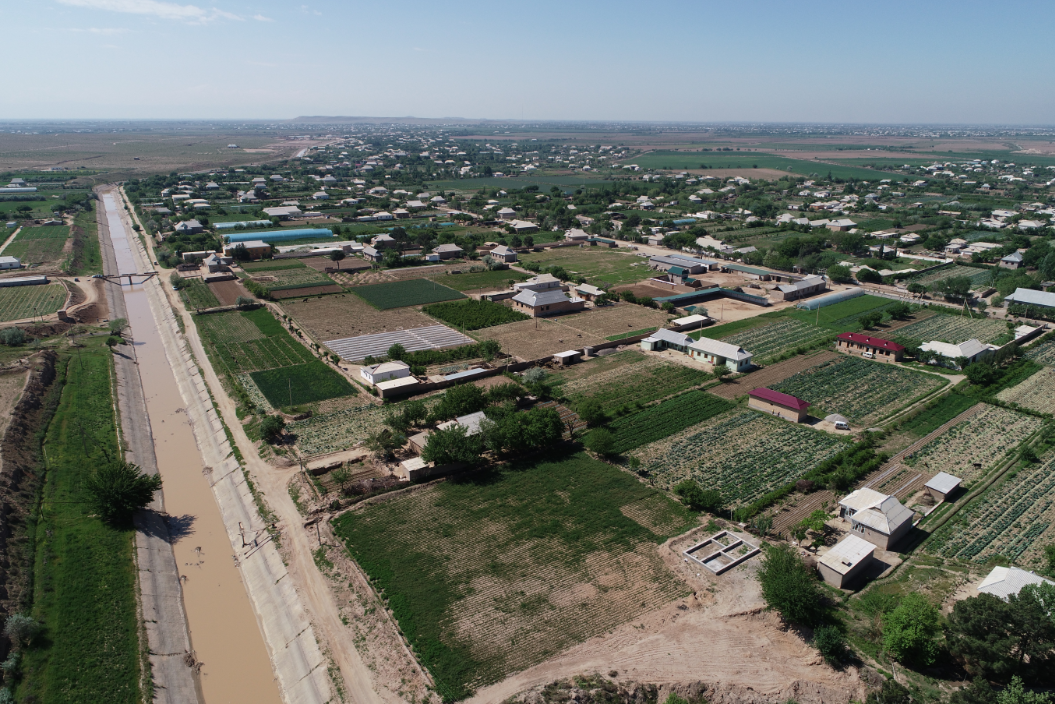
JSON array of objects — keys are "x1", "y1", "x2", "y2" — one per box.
[
  {"x1": 519, "y1": 248, "x2": 647, "y2": 287},
  {"x1": 179, "y1": 279, "x2": 221, "y2": 309},
  {"x1": 196, "y1": 307, "x2": 314, "y2": 375},
  {"x1": 352, "y1": 278, "x2": 466, "y2": 309},
  {"x1": 423, "y1": 299, "x2": 529, "y2": 330},
  {"x1": 626, "y1": 151, "x2": 902, "y2": 180},
  {"x1": 333, "y1": 451, "x2": 695, "y2": 699},
  {"x1": 70, "y1": 210, "x2": 102, "y2": 275},
  {"x1": 0, "y1": 283, "x2": 67, "y2": 322},
  {"x1": 773, "y1": 356, "x2": 946, "y2": 425},
  {"x1": 21, "y1": 343, "x2": 142, "y2": 703},
  {"x1": 249, "y1": 360, "x2": 356, "y2": 408},
  {"x1": 424, "y1": 269, "x2": 529, "y2": 292},
  {"x1": 632, "y1": 408, "x2": 847, "y2": 505}
]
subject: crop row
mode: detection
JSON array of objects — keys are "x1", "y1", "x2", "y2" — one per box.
[
  {"x1": 928, "y1": 454, "x2": 1055, "y2": 565},
  {"x1": 352, "y1": 278, "x2": 466, "y2": 310},
  {"x1": 995, "y1": 366, "x2": 1055, "y2": 415},
  {"x1": 906, "y1": 405, "x2": 1041, "y2": 483},
  {"x1": 894, "y1": 314, "x2": 1008, "y2": 345},
  {"x1": 634, "y1": 409, "x2": 846, "y2": 506},
  {"x1": 0, "y1": 283, "x2": 67, "y2": 323},
  {"x1": 219, "y1": 337, "x2": 314, "y2": 374},
  {"x1": 773, "y1": 356, "x2": 944, "y2": 425},
  {"x1": 423, "y1": 298, "x2": 529, "y2": 330},
  {"x1": 910, "y1": 265, "x2": 991, "y2": 288},
  {"x1": 608, "y1": 392, "x2": 732, "y2": 453},
  {"x1": 1025, "y1": 340, "x2": 1055, "y2": 367},
  {"x1": 249, "y1": 360, "x2": 356, "y2": 408},
  {"x1": 562, "y1": 357, "x2": 711, "y2": 409},
  {"x1": 719, "y1": 318, "x2": 832, "y2": 361}
]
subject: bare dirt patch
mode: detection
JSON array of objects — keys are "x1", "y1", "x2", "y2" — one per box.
[
  {"x1": 208, "y1": 279, "x2": 250, "y2": 306},
  {"x1": 475, "y1": 318, "x2": 606, "y2": 361},
  {"x1": 551, "y1": 304, "x2": 672, "y2": 339},
  {"x1": 270, "y1": 285, "x2": 344, "y2": 300},
  {"x1": 280, "y1": 293, "x2": 435, "y2": 341},
  {"x1": 710, "y1": 351, "x2": 839, "y2": 399}
]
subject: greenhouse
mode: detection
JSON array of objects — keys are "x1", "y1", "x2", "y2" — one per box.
[
  {"x1": 224, "y1": 228, "x2": 333, "y2": 243},
  {"x1": 796, "y1": 287, "x2": 865, "y2": 311}
]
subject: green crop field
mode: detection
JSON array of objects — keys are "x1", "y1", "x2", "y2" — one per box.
[
  {"x1": 3, "y1": 226, "x2": 70, "y2": 265},
  {"x1": 893, "y1": 314, "x2": 1009, "y2": 346},
  {"x1": 773, "y1": 356, "x2": 946, "y2": 425},
  {"x1": 633, "y1": 408, "x2": 847, "y2": 505},
  {"x1": 0, "y1": 283, "x2": 67, "y2": 322},
  {"x1": 351, "y1": 278, "x2": 466, "y2": 309},
  {"x1": 558, "y1": 352, "x2": 711, "y2": 409},
  {"x1": 908, "y1": 264, "x2": 991, "y2": 289},
  {"x1": 784, "y1": 295, "x2": 900, "y2": 329},
  {"x1": 257, "y1": 266, "x2": 334, "y2": 291},
  {"x1": 899, "y1": 393, "x2": 977, "y2": 437},
  {"x1": 195, "y1": 307, "x2": 314, "y2": 374},
  {"x1": 179, "y1": 279, "x2": 220, "y2": 309},
  {"x1": 423, "y1": 299, "x2": 528, "y2": 330},
  {"x1": 425, "y1": 268, "x2": 530, "y2": 292},
  {"x1": 606, "y1": 392, "x2": 732, "y2": 453},
  {"x1": 20, "y1": 343, "x2": 142, "y2": 703},
  {"x1": 626, "y1": 151, "x2": 901, "y2": 180},
  {"x1": 249, "y1": 360, "x2": 356, "y2": 408},
  {"x1": 240, "y1": 260, "x2": 308, "y2": 272},
  {"x1": 333, "y1": 451, "x2": 695, "y2": 699},
  {"x1": 1026, "y1": 338, "x2": 1055, "y2": 366},
  {"x1": 711, "y1": 318, "x2": 834, "y2": 363}
]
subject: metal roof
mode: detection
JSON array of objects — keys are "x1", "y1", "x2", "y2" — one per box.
[
  {"x1": 647, "y1": 328, "x2": 693, "y2": 347},
  {"x1": 819, "y1": 535, "x2": 875, "y2": 575},
  {"x1": 1005, "y1": 287, "x2": 1055, "y2": 308},
  {"x1": 512, "y1": 288, "x2": 572, "y2": 307},
  {"x1": 978, "y1": 567, "x2": 1054, "y2": 600},
  {"x1": 443, "y1": 367, "x2": 488, "y2": 381},
  {"x1": 924, "y1": 472, "x2": 962, "y2": 495},
  {"x1": 837, "y1": 332, "x2": 905, "y2": 353},
  {"x1": 749, "y1": 387, "x2": 809, "y2": 411},
  {"x1": 688, "y1": 336, "x2": 752, "y2": 362},
  {"x1": 840, "y1": 489, "x2": 913, "y2": 535}
]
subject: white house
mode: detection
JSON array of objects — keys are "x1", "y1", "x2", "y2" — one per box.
[
  {"x1": 920, "y1": 338, "x2": 992, "y2": 365},
  {"x1": 838, "y1": 488, "x2": 913, "y2": 550},
  {"x1": 360, "y1": 361, "x2": 411, "y2": 385},
  {"x1": 686, "y1": 337, "x2": 752, "y2": 372}
]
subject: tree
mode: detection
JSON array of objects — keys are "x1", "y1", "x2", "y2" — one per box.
[
  {"x1": 0, "y1": 328, "x2": 26, "y2": 346},
  {"x1": 887, "y1": 302, "x2": 911, "y2": 320},
  {"x1": 235, "y1": 295, "x2": 254, "y2": 309},
  {"x1": 523, "y1": 367, "x2": 547, "y2": 385},
  {"x1": 856, "y1": 268, "x2": 882, "y2": 284},
  {"x1": 908, "y1": 282, "x2": 928, "y2": 300},
  {"x1": 859, "y1": 311, "x2": 883, "y2": 330},
  {"x1": 756, "y1": 543, "x2": 825, "y2": 626},
  {"x1": 813, "y1": 625, "x2": 847, "y2": 665},
  {"x1": 106, "y1": 335, "x2": 123, "y2": 348},
  {"x1": 576, "y1": 398, "x2": 608, "y2": 427},
  {"x1": 950, "y1": 678, "x2": 997, "y2": 704},
  {"x1": 965, "y1": 362, "x2": 999, "y2": 387},
  {"x1": 996, "y1": 676, "x2": 1053, "y2": 704},
  {"x1": 108, "y1": 317, "x2": 129, "y2": 336},
  {"x1": 673, "y1": 479, "x2": 723, "y2": 513},
  {"x1": 883, "y1": 592, "x2": 941, "y2": 665},
  {"x1": 330, "y1": 250, "x2": 346, "y2": 269},
  {"x1": 479, "y1": 339, "x2": 500, "y2": 362},
  {"x1": 713, "y1": 365, "x2": 731, "y2": 382},
  {"x1": 259, "y1": 415, "x2": 286, "y2": 442},
  {"x1": 331, "y1": 467, "x2": 351, "y2": 495},
  {"x1": 584, "y1": 427, "x2": 616, "y2": 456},
  {"x1": 365, "y1": 428, "x2": 405, "y2": 460},
  {"x1": 865, "y1": 680, "x2": 911, "y2": 704},
  {"x1": 421, "y1": 424, "x2": 482, "y2": 466},
  {"x1": 827, "y1": 264, "x2": 853, "y2": 284},
  {"x1": 85, "y1": 461, "x2": 163, "y2": 524},
  {"x1": 387, "y1": 343, "x2": 406, "y2": 361},
  {"x1": 429, "y1": 383, "x2": 486, "y2": 421},
  {"x1": 230, "y1": 244, "x2": 251, "y2": 262}
]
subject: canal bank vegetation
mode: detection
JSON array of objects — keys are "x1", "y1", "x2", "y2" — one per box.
[{"x1": 11, "y1": 338, "x2": 145, "y2": 703}]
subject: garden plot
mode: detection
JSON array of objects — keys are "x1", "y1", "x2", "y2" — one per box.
[
  {"x1": 332, "y1": 453, "x2": 695, "y2": 699},
  {"x1": 196, "y1": 308, "x2": 314, "y2": 375},
  {"x1": 250, "y1": 265, "x2": 334, "y2": 291},
  {"x1": 546, "y1": 303, "x2": 671, "y2": 339},
  {"x1": 633, "y1": 409, "x2": 846, "y2": 506},
  {"x1": 773, "y1": 356, "x2": 945, "y2": 425},
  {"x1": 927, "y1": 452, "x2": 1055, "y2": 567},
  {"x1": 1025, "y1": 339, "x2": 1055, "y2": 367},
  {"x1": 325, "y1": 325, "x2": 473, "y2": 362},
  {"x1": 909, "y1": 265, "x2": 991, "y2": 289},
  {"x1": 894, "y1": 314, "x2": 1009, "y2": 345},
  {"x1": 281, "y1": 293, "x2": 436, "y2": 341},
  {"x1": 474, "y1": 318, "x2": 606, "y2": 361},
  {"x1": 905, "y1": 405, "x2": 1040, "y2": 483},
  {"x1": 352, "y1": 278, "x2": 465, "y2": 309},
  {"x1": 0, "y1": 283, "x2": 67, "y2": 322},
  {"x1": 2, "y1": 225, "x2": 70, "y2": 266},
  {"x1": 709, "y1": 351, "x2": 839, "y2": 400},
  {"x1": 995, "y1": 366, "x2": 1055, "y2": 415},
  {"x1": 707, "y1": 318, "x2": 833, "y2": 362},
  {"x1": 290, "y1": 399, "x2": 411, "y2": 456},
  {"x1": 558, "y1": 352, "x2": 711, "y2": 408}
]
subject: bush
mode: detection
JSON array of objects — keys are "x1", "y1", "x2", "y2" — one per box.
[
  {"x1": 757, "y1": 543, "x2": 825, "y2": 627},
  {"x1": 576, "y1": 398, "x2": 607, "y2": 427},
  {"x1": 813, "y1": 625, "x2": 847, "y2": 665},
  {"x1": 3, "y1": 614, "x2": 40, "y2": 650},
  {"x1": 673, "y1": 479, "x2": 723, "y2": 513},
  {"x1": 584, "y1": 427, "x2": 616, "y2": 456},
  {"x1": 84, "y1": 461, "x2": 163, "y2": 525},
  {"x1": 0, "y1": 327, "x2": 26, "y2": 346},
  {"x1": 883, "y1": 593, "x2": 941, "y2": 665},
  {"x1": 865, "y1": 680, "x2": 911, "y2": 704},
  {"x1": 235, "y1": 295, "x2": 255, "y2": 309},
  {"x1": 856, "y1": 268, "x2": 882, "y2": 284},
  {"x1": 259, "y1": 415, "x2": 286, "y2": 442}
]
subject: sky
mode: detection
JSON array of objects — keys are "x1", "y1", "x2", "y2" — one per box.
[{"x1": 2, "y1": 0, "x2": 1054, "y2": 124}]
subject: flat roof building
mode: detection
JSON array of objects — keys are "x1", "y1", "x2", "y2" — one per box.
[{"x1": 818, "y1": 534, "x2": 876, "y2": 588}]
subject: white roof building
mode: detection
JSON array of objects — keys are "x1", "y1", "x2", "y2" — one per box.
[
  {"x1": 360, "y1": 360, "x2": 412, "y2": 386},
  {"x1": 977, "y1": 566, "x2": 1054, "y2": 601},
  {"x1": 838, "y1": 488, "x2": 914, "y2": 548},
  {"x1": 514, "y1": 273, "x2": 562, "y2": 292},
  {"x1": 920, "y1": 339, "x2": 991, "y2": 364},
  {"x1": 819, "y1": 534, "x2": 875, "y2": 578},
  {"x1": 1005, "y1": 288, "x2": 1055, "y2": 308}
]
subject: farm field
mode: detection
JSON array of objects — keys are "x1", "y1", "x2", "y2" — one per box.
[
  {"x1": 549, "y1": 303, "x2": 671, "y2": 339},
  {"x1": 905, "y1": 405, "x2": 1042, "y2": 484},
  {"x1": 247, "y1": 263, "x2": 334, "y2": 291},
  {"x1": 626, "y1": 151, "x2": 902, "y2": 180},
  {"x1": 179, "y1": 279, "x2": 220, "y2": 309},
  {"x1": 474, "y1": 318, "x2": 606, "y2": 361},
  {"x1": 709, "y1": 351, "x2": 840, "y2": 399},
  {"x1": 352, "y1": 278, "x2": 465, "y2": 309},
  {"x1": 995, "y1": 366, "x2": 1055, "y2": 414},
  {"x1": 908, "y1": 265, "x2": 991, "y2": 289},
  {"x1": 518, "y1": 248, "x2": 649, "y2": 287},
  {"x1": 423, "y1": 299, "x2": 528, "y2": 330},
  {"x1": 1025, "y1": 338, "x2": 1055, "y2": 366},
  {"x1": 894, "y1": 314, "x2": 1009, "y2": 345},
  {"x1": 710, "y1": 318, "x2": 834, "y2": 363},
  {"x1": 558, "y1": 351, "x2": 711, "y2": 408},
  {"x1": 281, "y1": 293, "x2": 436, "y2": 341},
  {"x1": 3, "y1": 225, "x2": 69, "y2": 266},
  {"x1": 195, "y1": 307, "x2": 314, "y2": 375},
  {"x1": 607, "y1": 392, "x2": 733, "y2": 454},
  {"x1": 773, "y1": 356, "x2": 946, "y2": 425},
  {"x1": 0, "y1": 283, "x2": 67, "y2": 322},
  {"x1": 424, "y1": 269, "x2": 530, "y2": 292},
  {"x1": 332, "y1": 452, "x2": 695, "y2": 699},
  {"x1": 249, "y1": 360, "x2": 356, "y2": 409},
  {"x1": 926, "y1": 451, "x2": 1055, "y2": 568},
  {"x1": 632, "y1": 409, "x2": 847, "y2": 505},
  {"x1": 899, "y1": 393, "x2": 978, "y2": 437},
  {"x1": 784, "y1": 294, "x2": 900, "y2": 329},
  {"x1": 289, "y1": 403, "x2": 390, "y2": 456},
  {"x1": 208, "y1": 278, "x2": 250, "y2": 306}
]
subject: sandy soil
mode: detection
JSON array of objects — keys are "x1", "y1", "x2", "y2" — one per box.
[
  {"x1": 469, "y1": 526, "x2": 868, "y2": 704},
  {"x1": 0, "y1": 369, "x2": 30, "y2": 444}
]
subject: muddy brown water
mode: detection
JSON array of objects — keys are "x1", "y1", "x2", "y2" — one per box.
[{"x1": 102, "y1": 195, "x2": 282, "y2": 704}]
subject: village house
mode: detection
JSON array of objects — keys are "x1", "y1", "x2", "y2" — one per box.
[
  {"x1": 687, "y1": 337, "x2": 752, "y2": 372},
  {"x1": 838, "y1": 488, "x2": 914, "y2": 550},
  {"x1": 510, "y1": 288, "x2": 585, "y2": 318},
  {"x1": 772, "y1": 275, "x2": 826, "y2": 302},
  {"x1": 222, "y1": 240, "x2": 271, "y2": 260},
  {"x1": 920, "y1": 338, "x2": 991, "y2": 366},
  {"x1": 574, "y1": 283, "x2": 605, "y2": 301},
  {"x1": 999, "y1": 251, "x2": 1024, "y2": 270},
  {"x1": 514, "y1": 273, "x2": 563, "y2": 292},
  {"x1": 836, "y1": 332, "x2": 904, "y2": 362},
  {"x1": 488, "y1": 244, "x2": 517, "y2": 263},
  {"x1": 1005, "y1": 288, "x2": 1055, "y2": 309},
  {"x1": 977, "y1": 566, "x2": 1055, "y2": 601},
  {"x1": 433, "y1": 243, "x2": 464, "y2": 260},
  {"x1": 640, "y1": 328, "x2": 693, "y2": 353},
  {"x1": 508, "y1": 220, "x2": 538, "y2": 235},
  {"x1": 174, "y1": 219, "x2": 204, "y2": 235},
  {"x1": 565, "y1": 228, "x2": 590, "y2": 242},
  {"x1": 818, "y1": 534, "x2": 876, "y2": 589},
  {"x1": 496, "y1": 207, "x2": 517, "y2": 220},
  {"x1": 747, "y1": 388, "x2": 809, "y2": 423},
  {"x1": 360, "y1": 360, "x2": 411, "y2": 386},
  {"x1": 371, "y1": 233, "x2": 397, "y2": 249}
]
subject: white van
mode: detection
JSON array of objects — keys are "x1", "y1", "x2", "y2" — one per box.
[
  {"x1": 834, "y1": 420, "x2": 850, "y2": 431},
  {"x1": 862, "y1": 351, "x2": 874, "y2": 359}
]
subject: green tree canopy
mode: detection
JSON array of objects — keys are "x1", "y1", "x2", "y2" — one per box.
[
  {"x1": 85, "y1": 462, "x2": 163, "y2": 525},
  {"x1": 756, "y1": 543, "x2": 825, "y2": 627},
  {"x1": 883, "y1": 592, "x2": 941, "y2": 665}
]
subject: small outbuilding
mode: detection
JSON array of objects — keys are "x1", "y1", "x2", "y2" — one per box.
[
  {"x1": 360, "y1": 360, "x2": 411, "y2": 385},
  {"x1": 924, "y1": 472, "x2": 962, "y2": 503},
  {"x1": 748, "y1": 388, "x2": 810, "y2": 423},
  {"x1": 552, "y1": 350, "x2": 582, "y2": 366},
  {"x1": 977, "y1": 566, "x2": 1055, "y2": 601},
  {"x1": 818, "y1": 534, "x2": 876, "y2": 588},
  {"x1": 0, "y1": 256, "x2": 21, "y2": 270}
]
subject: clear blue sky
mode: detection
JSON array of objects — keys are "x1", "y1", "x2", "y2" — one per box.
[{"x1": 3, "y1": 0, "x2": 1053, "y2": 124}]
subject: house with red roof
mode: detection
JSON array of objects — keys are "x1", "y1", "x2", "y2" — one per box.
[
  {"x1": 836, "y1": 332, "x2": 904, "y2": 363},
  {"x1": 748, "y1": 388, "x2": 810, "y2": 423}
]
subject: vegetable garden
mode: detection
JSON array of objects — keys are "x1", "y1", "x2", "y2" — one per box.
[
  {"x1": 905, "y1": 405, "x2": 1042, "y2": 483},
  {"x1": 606, "y1": 392, "x2": 732, "y2": 454},
  {"x1": 289, "y1": 403, "x2": 392, "y2": 456},
  {"x1": 908, "y1": 265, "x2": 991, "y2": 289},
  {"x1": 894, "y1": 314, "x2": 1009, "y2": 346},
  {"x1": 927, "y1": 452, "x2": 1055, "y2": 566},
  {"x1": 196, "y1": 308, "x2": 315, "y2": 375},
  {"x1": 1025, "y1": 339, "x2": 1055, "y2": 367},
  {"x1": 632, "y1": 409, "x2": 847, "y2": 506},
  {"x1": 995, "y1": 366, "x2": 1055, "y2": 415},
  {"x1": 715, "y1": 318, "x2": 834, "y2": 362},
  {"x1": 773, "y1": 356, "x2": 945, "y2": 425},
  {"x1": 179, "y1": 279, "x2": 220, "y2": 309},
  {"x1": 352, "y1": 278, "x2": 466, "y2": 309},
  {"x1": 423, "y1": 299, "x2": 528, "y2": 330},
  {"x1": 559, "y1": 354, "x2": 711, "y2": 409}
]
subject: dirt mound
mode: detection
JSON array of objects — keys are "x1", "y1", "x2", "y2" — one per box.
[
  {"x1": 0, "y1": 351, "x2": 60, "y2": 644},
  {"x1": 64, "y1": 280, "x2": 86, "y2": 309},
  {"x1": 21, "y1": 321, "x2": 74, "y2": 339}
]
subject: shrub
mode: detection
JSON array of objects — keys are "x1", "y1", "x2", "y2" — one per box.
[
  {"x1": 813, "y1": 625, "x2": 847, "y2": 665},
  {"x1": 259, "y1": 415, "x2": 286, "y2": 442},
  {"x1": 673, "y1": 479, "x2": 723, "y2": 513},
  {"x1": 0, "y1": 328, "x2": 26, "y2": 346},
  {"x1": 883, "y1": 593, "x2": 941, "y2": 665},
  {"x1": 757, "y1": 543, "x2": 825, "y2": 626},
  {"x1": 3, "y1": 614, "x2": 40, "y2": 650},
  {"x1": 584, "y1": 427, "x2": 616, "y2": 456}
]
